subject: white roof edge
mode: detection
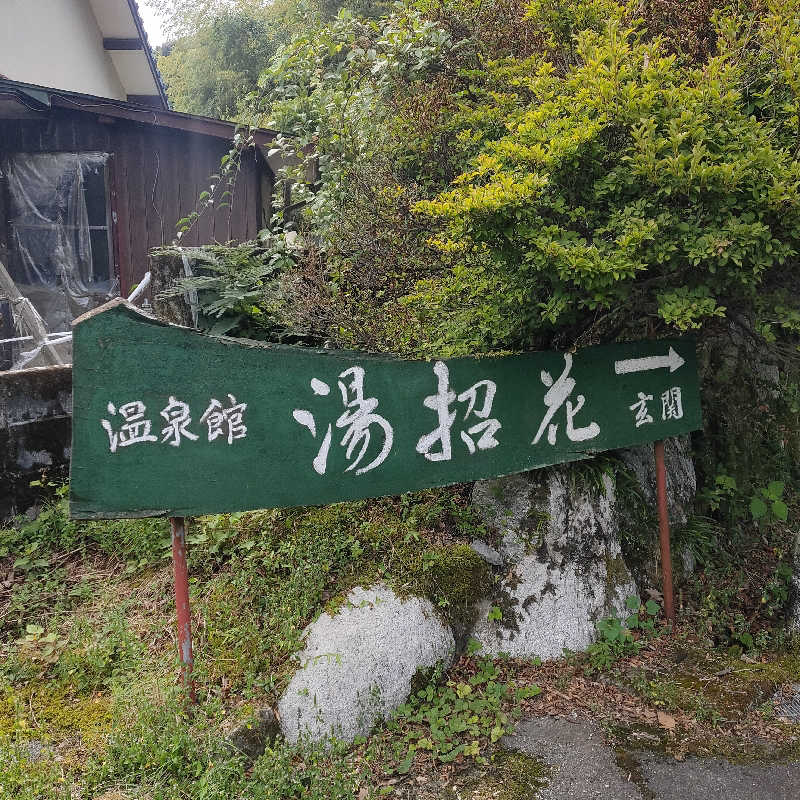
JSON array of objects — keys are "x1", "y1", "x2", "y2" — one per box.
[{"x1": 89, "y1": 0, "x2": 168, "y2": 108}]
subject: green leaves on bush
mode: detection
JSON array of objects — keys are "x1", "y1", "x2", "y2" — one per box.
[
  {"x1": 388, "y1": 658, "x2": 540, "y2": 772},
  {"x1": 412, "y1": 4, "x2": 800, "y2": 351},
  {"x1": 587, "y1": 595, "x2": 662, "y2": 671},
  {"x1": 156, "y1": 241, "x2": 298, "y2": 341},
  {"x1": 243, "y1": 0, "x2": 800, "y2": 356},
  {"x1": 750, "y1": 481, "x2": 789, "y2": 522}
]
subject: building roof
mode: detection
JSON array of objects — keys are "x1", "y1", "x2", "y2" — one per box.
[
  {"x1": 0, "y1": 0, "x2": 168, "y2": 110},
  {"x1": 93, "y1": 0, "x2": 169, "y2": 109},
  {"x1": 0, "y1": 78, "x2": 290, "y2": 177}
]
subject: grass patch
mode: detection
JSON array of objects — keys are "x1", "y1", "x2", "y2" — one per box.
[
  {"x1": 0, "y1": 485, "x2": 517, "y2": 797},
  {"x1": 84, "y1": 685, "x2": 367, "y2": 800},
  {"x1": 0, "y1": 739, "x2": 74, "y2": 800},
  {"x1": 2, "y1": 477, "x2": 798, "y2": 796}
]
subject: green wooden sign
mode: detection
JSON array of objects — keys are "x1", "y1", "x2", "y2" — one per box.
[{"x1": 69, "y1": 300, "x2": 702, "y2": 519}]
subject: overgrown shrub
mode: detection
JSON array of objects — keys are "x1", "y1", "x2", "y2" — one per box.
[{"x1": 207, "y1": 1, "x2": 792, "y2": 361}]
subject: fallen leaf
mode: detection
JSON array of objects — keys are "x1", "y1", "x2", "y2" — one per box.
[
  {"x1": 657, "y1": 711, "x2": 677, "y2": 731},
  {"x1": 358, "y1": 788, "x2": 368, "y2": 800}
]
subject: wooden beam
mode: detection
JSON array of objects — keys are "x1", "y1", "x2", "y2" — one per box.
[
  {"x1": 126, "y1": 95, "x2": 163, "y2": 108},
  {"x1": 49, "y1": 94, "x2": 280, "y2": 145},
  {"x1": 103, "y1": 38, "x2": 143, "y2": 51}
]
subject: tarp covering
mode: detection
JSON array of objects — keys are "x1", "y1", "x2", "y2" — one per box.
[{"x1": 1, "y1": 152, "x2": 119, "y2": 370}]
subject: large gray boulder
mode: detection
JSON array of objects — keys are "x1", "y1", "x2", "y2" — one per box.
[
  {"x1": 278, "y1": 584, "x2": 454, "y2": 744},
  {"x1": 617, "y1": 435, "x2": 696, "y2": 527},
  {"x1": 470, "y1": 467, "x2": 637, "y2": 660}
]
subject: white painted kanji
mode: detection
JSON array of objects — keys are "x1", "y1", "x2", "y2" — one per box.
[
  {"x1": 416, "y1": 361, "x2": 501, "y2": 461},
  {"x1": 532, "y1": 354, "x2": 600, "y2": 446},
  {"x1": 200, "y1": 394, "x2": 248, "y2": 444},
  {"x1": 293, "y1": 368, "x2": 394, "y2": 475},
  {"x1": 160, "y1": 396, "x2": 199, "y2": 447},
  {"x1": 101, "y1": 401, "x2": 158, "y2": 453},
  {"x1": 661, "y1": 387, "x2": 683, "y2": 420},
  {"x1": 629, "y1": 392, "x2": 654, "y2": 428}
]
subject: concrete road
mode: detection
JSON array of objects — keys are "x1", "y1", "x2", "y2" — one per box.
[{"x1": 503, "y1": 716, "x2": 800, "y2": 800}]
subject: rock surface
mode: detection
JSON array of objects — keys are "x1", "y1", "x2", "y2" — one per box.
[
  {"x1": 639, "y1": 752, "x2": 800, "y2": 800},
  {"x1": 616, "y1": 435, "x2": 698, "y2": 587},
  {"x1": 617, "y1": 435, "x2": 696, "y2": 527},
  {"x1": 469, "y1": 538, "x2": 503, "y2": 567},
  {"x1": 278, "y1": 585, "x2": 454, "y2": 744},
  {"x1": 0, "y1": 365, "x2": 72, "y2": 519},
  {"x1": 471, "y1": 467, "x2": 637, "y2": 660},
  {"x1": 791, "y1": 530, "x2": 800, "y2": 634},
  {"x1": 228, "y1": 708, "x2": 280, "y2": 760}
]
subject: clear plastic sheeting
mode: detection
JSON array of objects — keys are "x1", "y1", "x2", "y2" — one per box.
[
  {"x1": 0, "y1": 152, "x2": 119, "y2": 370},
  {"x1": 7, "y1": 333, "x2": 72, "y2": 371}
]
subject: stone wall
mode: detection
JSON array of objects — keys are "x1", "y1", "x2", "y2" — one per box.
[{"x1": 0, "y1": 365, "x2": 72, "y2": 518}]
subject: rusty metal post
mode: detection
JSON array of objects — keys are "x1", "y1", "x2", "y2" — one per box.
[
  {"x1": 654, "y1": 440, "x2": 675, "y2": 623},
  {"x1": 170, "y1": 516, "x2": 195, "y2": 701}
]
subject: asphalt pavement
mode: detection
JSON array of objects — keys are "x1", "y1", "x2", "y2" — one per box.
[{"x1": 503, "y1": 716, "x2": 800, "y2": 800}]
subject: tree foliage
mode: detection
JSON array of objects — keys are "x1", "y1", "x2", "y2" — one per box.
[
  {"x1": 150, "y1": 0, "x2": 392, "y2": 118},
  {"x1": 411, "y1": 2, "x2": 800, "y2": 351},
  {"x1": 144, "y1": 0, "x2": 272, "y2": 40},
  {"x1": 233, "y1": 0, "x2": 799, "y2": 360},
  {"x1": 157, "y1": 6, "x2": 283, "y2": 119},
  {"x1": 167, "y1": 0, "x2": 800, "y2": 363}
]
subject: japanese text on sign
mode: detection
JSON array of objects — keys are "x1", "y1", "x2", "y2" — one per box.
[{"x1": 70, "y1": 301, "x2": 701, "y2": 519}]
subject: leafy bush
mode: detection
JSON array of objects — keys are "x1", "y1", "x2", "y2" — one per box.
[
  {"x1": 387, "y1": 655, "x2": 540, "y2": 771},
  {"x1": 750, "y1": 481, "x2": 789, "y2": 523},
  {"x1": 209, "y1": 0, "x2": 794, "y2": 361},
  {"x1": 412, "y1": 2, "x2": 800, "y2": 352},
  {"x1": 155, "y1": 241, "x2": 299, "y2": 340},
  {"x1": 586, "y1": 595, "x2": 661, "y2": 671}
]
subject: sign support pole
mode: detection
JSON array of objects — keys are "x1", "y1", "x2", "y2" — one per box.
[
  {"x1": 170, "y1": 516, "x2": 195, "y2": 702},
  {"x1": 653, "y1": 440, "x2": 675, "y2": 623}
]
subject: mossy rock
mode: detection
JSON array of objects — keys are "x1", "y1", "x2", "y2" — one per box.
[{"x1": 400, "y1": 543, "x2": 492, "y2": 635}]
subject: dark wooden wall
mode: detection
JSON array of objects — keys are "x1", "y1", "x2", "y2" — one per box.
[{"x1": 0, "y1": 107, "x2": 268, "y2": 294}]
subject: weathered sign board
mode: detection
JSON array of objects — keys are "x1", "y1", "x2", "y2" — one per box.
[{"x1": 69, "y1": 300, "x2": 702, "y2": 519}]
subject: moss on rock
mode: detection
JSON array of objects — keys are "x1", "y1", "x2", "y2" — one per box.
[{"x1": 397, "y1": 542, "x2": 491, "y2": 629}]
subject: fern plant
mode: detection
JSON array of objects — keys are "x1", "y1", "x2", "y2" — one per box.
[{"x1": 156, "y1": 238, "x2": 298, "y2": 340}]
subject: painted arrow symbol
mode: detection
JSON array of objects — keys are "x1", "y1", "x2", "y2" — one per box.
[{"x1": 614, "y1": 346, "x2": 685, "y2": 375}]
